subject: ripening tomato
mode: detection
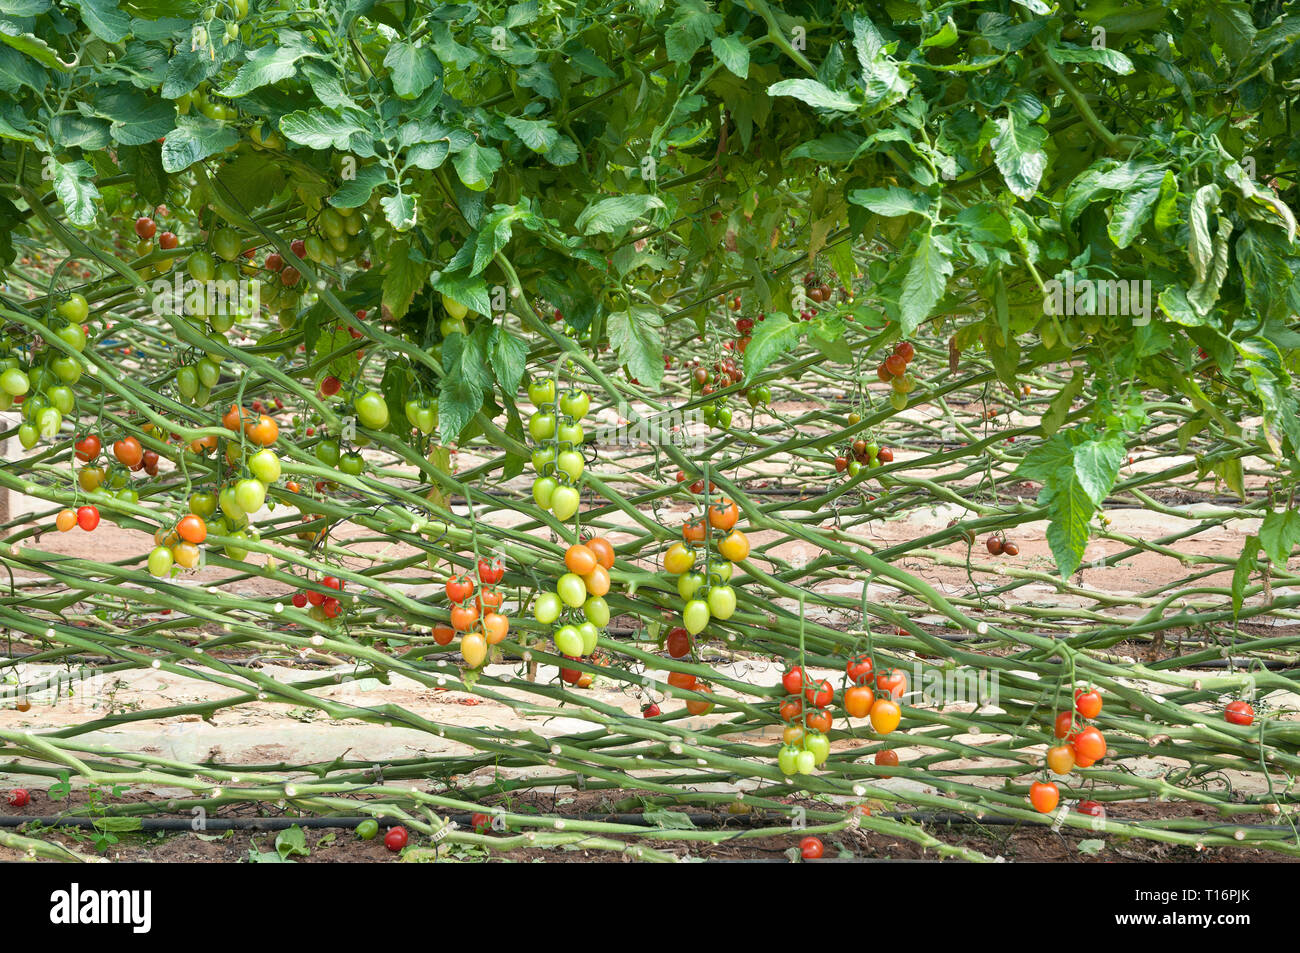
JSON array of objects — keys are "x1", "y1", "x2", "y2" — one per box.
[
  {"x1": 483, "y1": 612, "x2": 509, "y2": 645},
  {"x1": 1225, "y1": 700, "x2": 1255, "y2": 725},
  {"x1": 586, "y1": 536, "x2": 615, "y2": 569},
  {"x1": 177, "y1": 514, "x2": 207, "y2": 544},
  {"x1": 450, "y1": 604, "x2": 479, "y2": 632},
  {"x1": 1071, "y1": 726, "x2": 1106, "y2": 763},
  {"x1": 844, "y1": 684, "x2": 875, "y2": 719},
  {"x1": 1046, "y1": 744, "x2": 1075, "y2": 775},
  {"x1": 707, "y1": 497, "x2": 739, "y2": 531},
  {"x1": 682, "y1": 518, "x2": 707, "y2": 544},
  {"x1": 666, "y1": 670, "x2": 697, "y2": 692},
  {"x1": 583, "y1": 564, "x2": 611, "y2": 597},
  {"x1": 1074, "y1": 689, "x2": 1103, "y2": 719},
  {"x1": 717, "y1": 530, "x2": 750, "y2": 562},
  {"x1": 460, "y1": 632, "x2": 487, "y2": 667},
  {"x1": 779, "y1": 698, "x2": 803, "y2": 723},
  {"x1": 477, "y1": 588, "x2": 503, "y2": 613},
  {"x1": 805, "y1": 708, "x2": 832, "y2": 733},
  {"x1": 869, "y1": 698, "x2": 901, "y2": 735},
  {"x1": 663, "y1": 541, "x2": 696, "y2": 575},
  {"x1": 1029, "y1": 781, "x2": 1059, "y2": 814},
  {"x1": 245, "y1": 414, "x2": 279, "y2": 446},
  {"x1": 113, "y1": 435, "x2": 143, "y2": 468},
  {"x1": 686, "y1": 685, "x2": 715, "y2": 716}
]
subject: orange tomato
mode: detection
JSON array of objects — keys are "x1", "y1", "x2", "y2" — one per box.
[
  {"x1": 844, "y1": 684, "x2": 875, "y2": 719},
  {"x1": 875, "y1": 749, "x2": 899, "y2": 777},
  {"x1": 1046, "y1": 744, "x2": 1075, "y2": 775},
  {"x1": 113, "y1": 436, "x2": 143, "y2": 468},
  {"x1": 805, "y1": 708, "x2": 832, "y2": 733},
  {"x1": 583, "y1": 564, "x2": 611, "y2": 597},
  {"x1": 586, "y1": 536, "x2": 615, "y2": 569},
  {"x1": 450, "y1": 603, "x2": 479, "y2": 631},
  {"x1": 707, "y1": 497, "x2": 738, "y2": 531},
  {"x1": 783, "y1": 724, "x2": 805, "y2": 745},
  {"x1": 176, "y1": 514, "x2": 207, "y2": 544},
  {"x1": 222, "y1": 404, "x2": 247, "y2": 432},
  {"x1": 717, "y1": 529, "x2": 750, "y2": 562},
  {"x1": 245, "y1": 414, "x2": 279, "y2": 446},
  {"x1": 56, "y1": 508, "x2": 77, "y2": 532},
  {"x1": 667, "y1": 670, "x2": 697, "y2": 691},
  {"x1": 483, "y1": 612, "x2": 509, "y2": 645},
  {"x1": 869, "y1": 698, "x2": 901, "y2": 734},
  {"x1": 432, "y1": 624, "x2": 455, "y2": 645},
  {"x1": 564, "y1": 543, "x2": 597, "y2": 575},
  {"x1": 686, "y1": 685, "x2": 715, "y2": 716},
  {"x1": 1029, "y1": 780, "x2": 1059, "y2": 814},
  {"x1": 683, "y1": 518, "x2": 708, "y2": 544},
  {"x1": 188, "y1": 434, "x2": 217, "y2": 454}
]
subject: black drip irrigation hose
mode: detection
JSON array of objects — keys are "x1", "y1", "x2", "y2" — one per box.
[{"x1": 1, "y1": 810, "x2": 1294, "y2": 835}]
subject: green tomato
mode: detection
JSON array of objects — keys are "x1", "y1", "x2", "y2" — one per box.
[
  {"x1": 304, "y1": 235, "x2": 326, "y2": 262},
  {"x1": 557, "y1": 572, "x2": 587, "y2": 608},
  {"x1": 441, "y1": 293, "x2": 469, "y2": 320},
  {"x1": 532, "y1": 475, "x2": 557, "y2": 509},
  {"x1": 439, "y1": 316, "x2": 467, "y2": 337},
  {"x1": 706, "y1": 584, "x2": 737, "y2": 620},
  {"x1": 559, "y1": 390, "x2": 590, "y2": 420},
  {"x1": 248, "y1": 448, "x2": 281, "y2": 483},
  {"x1": 682, "y1": 598, "x2": 710, "y2": 635},
  {"x1": 17, "y1": 422, "x2": 38, "y2": 449},
  {"x1": 196, "y1": 357, "x2": 220, "y2": 388},
  {"x1": 550, "y1": 485, "x2": 580, "y2": 520},
  {"x1": 338, "y1": 451, "x2": 365, "y2": 476},
  {"x1": 778, "y1": 745, "x2": 800, "y2": 776},
  {"x1": 187, "y1": 251, "x2": 216, "y2": 282},
  {"x1": 716, "y1": 407, "x2": 733, "y2": 428},
  {"x1": 190, "y1": 491, "x2": 218, "y2": 518},
  {"x1": 36, "y1": 406, "x2": 61, "y2": 438},
  {"x1": 583, "y1": 596, "x2": 610, "y2": 628},
  {"x1": 1, "y1": 367, "x2": 30, "y2": 396},
  {"x1": 804, "y1": 731, "x2": 830, "y2": 766},
  {"x1": 176, "y1": 365, "x2": 199, "y2": 400},
  {"x1": 45, "y1": 385, "x2": 75, "y2": 415},
  {"x1": 557, "y1": 421, "x2": 584, "y2": 446},
  {"x1": 531, "y1": 446, "x2": 556, "y2": 473},
  {"x1": 554, "y1": 625, "x2": 584, "y2": 658},
  {"x1": 56, "y1": 293, "x2": 89, "y2": 323},
  {"x1": 355, "y1": 819, "x2": 379, "y2": 840},
  {"x1": 527, "y1": 379, "x2": 555, "y2": 405},
  {"x1": 56, "y1": 321, "x2": 87, "y2": 352},
  {"x1": 50, "y1": 355, "x2": 81, "y2": 384},
  {"x1": 533, "y1": 591, "x2": 562, "y2": 625},
  {"x1": 354, "y1": 391, "x2": 389, "y2": 429},
  {"x1": 219, "y1": 485, "x2": 246, "y2": 521},
  {"x1": 225, "y1": 530, "x2": 250, "y2": 562},
  {"x1": 556, "y1": 449, "x2": 584, "y2": 481},
  {"x1": 315, "y1": 439, "x2": 341, "y2": 467},
  {"x1": 212, "y1": 228, "x2": 241, "y2": 261},
  {"x1": 148, "y1": 546, "x2": 174, "y2": 577},
  {"x1": 796, "y1": 749, "x2": 817, "y2": 775},
  {"x1": 578, "y1": 621, "x2": 599, "y2": 655},
  {"x1": 233, "y1": 478, "x2": 267, "y2": 514},
  {"x1": 528, "y1": 412, "x2": 557, "y2": 441},
  {"x1": 677, "y1": 571, "x2": 704, "y2": 601},
  {"x1": 116, "y1": 487, "x2": 139, "y2": 505}
]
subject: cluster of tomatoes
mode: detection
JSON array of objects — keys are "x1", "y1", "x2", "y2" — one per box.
[
  {"x1": 985, "y1": 535, "x2": 1019, "y2": 557},
  {"x1": 874, "y1": 340, "x2": 918, "y2": 410},
  {"x1": 54, "y1": 504, "x2": 101, "y2": 534},
  {"x1": 3, "y1": 292, "x2": 89, "y2": 449},
  {"x1": 531, "y1": 539, "x2": 615, "y2": 682},
  {"x1": 526, "y1": 377, "x2": 590, "y2": 521},
  {"x1": 1031, "y1": 688, "x2": 1109, "y2": 813},
  {"x1": 289, "y1": 574, "x2": 347, "y2": 621},
  {"x1": 441, "y1": 556, "x2": 511, "y2": 669},
  {"x1": 834, "y1": 437, "x2": 893, "y2": 478},
  {"x1": 688, "y1": 355, "x2": 745, "y2": 429},
  {"x1": 661, "y1": 491, "x2": 747, "y2": 640}
]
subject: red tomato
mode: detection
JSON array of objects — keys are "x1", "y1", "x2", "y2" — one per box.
[
  {"x1": 446, "y1": 574, "x2": 475, "y2": 603},
  {"x1": 1074, "y1": 689, "x2": 1103, "y2": 719},
  {"x1": 76, "y1": 505, "x2": 100, "y2": 531},
  {"x1": 472, "y1": 813, "x2": 493, "y2": 834},
  {"x1": 1077, "y1": 800, "x2": 1105, "y2": 817},
  {"x1": 875, "y1": 668, "x2": 907, "y2": 700},
  {"x1": 384, "y1": 826, "x2": 408, "y2": 851},
  {"x1": 1054, "y1": 710, "x2": 1077, "y2": 740},
  {"x1": 804, "y1": 708, "x2": 832, "y2": 733},
  {"x1": 781, "y1": 666, "x2": 804, "y2": 695},
  {"x1": 665, "y1": 626, "x2": 692, "y2": 659},
  {"x1": 846, "y1": 653, "x2": 873, "y2": 685},
  {"x1": 477, "y1": 556, "x2": 505, "y2": 584},
  {"x1": 1071, "y1": 726, "x2": 1107, "y2": 763},
  {"x1": 779, "y1": 698, "x2": 803, "y2": 723},
  {"x1": 1225, "y1": 700, "x2": 1255, "y2": 726},
  {"x1": 804, "y1": 678, "x2": 833, "y2": 708},
  {"x1": 799, "y1": 835, "x2": 824, "y2": 859},
  {"x1": 642, "y1": 703, "x2": 660, "y2": 717},
  {"x1": 7, "y1": 789, "x2": 30, "y2": 807}
]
